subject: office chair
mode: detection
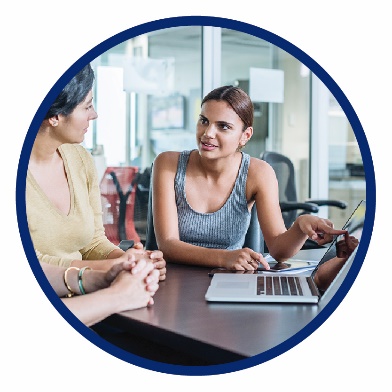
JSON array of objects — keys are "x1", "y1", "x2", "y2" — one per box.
[
  {"x1": 145, "y1": 179, "x2": 158, "y2": 251},
  {"x1": 261, "y1": 151, "x2": 347, "y2": 249},
  {"x1": 132, "y1": 167, "x2": 152, "y2": 244},
  {"x1": 100, "y1": 166, "x2": 141, "y2": 246}
]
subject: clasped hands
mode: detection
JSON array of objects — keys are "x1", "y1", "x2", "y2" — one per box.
[
  {"x1": 126, "y1": 242, "x2": 167, "y2": 281},
  {"x1": 106, "y1": 257, "x2": 160, "y2": 305}
]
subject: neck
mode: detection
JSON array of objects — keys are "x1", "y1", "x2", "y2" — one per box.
[
  {"x1": 29, "y1": 128, "x2": 62, "y2": 166},
  {"x1": 196, "y1": 151, "x2": 242, "y2": 179}
]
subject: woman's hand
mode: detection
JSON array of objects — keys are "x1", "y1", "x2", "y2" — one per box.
[
  {"x1": 145, "y1": 250, "x2": 167, "y2": 281},
  {"x1": 221, "y1": 248, "x2": 270, "y2": 271},
  {"x1": 336, "y1": 234, "x2": 359, "y2": 258},
  {"x1": 105, "y1": 255, "x2": 160, "y2": 296},
  {"x1": 125, "y1": 248, "x2": 167, "y2": 281},
  {"x1": 296, "y1": 215, "x2": 347, "y2": 245},
  {"x1": 129, "y1": 258, "x2": 160, "y2": 304},
  {"x1": 108, "y1": 258, "x2": 160, "y2": 309}
]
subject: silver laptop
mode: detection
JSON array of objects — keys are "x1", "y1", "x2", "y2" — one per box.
[{"x1": 205, "y1": 200, "x2": 366, "y2": 304}]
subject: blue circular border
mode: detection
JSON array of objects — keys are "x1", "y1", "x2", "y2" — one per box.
[{"x1": 16, "y1": 16, "x2": 375, "y2": 376}]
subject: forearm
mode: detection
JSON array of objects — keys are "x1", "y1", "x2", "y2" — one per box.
[
  {"x1": 61, "y1": 287, "x2": 120, "y2": 327},
  {"x1": 314, "y1": 257, "x2": 347, "y2": 291},
  {"x1": 267, "y1": 220, "x2": 308, "y2": 261},
  {"x1": 70, "y1": 258, "x2": 117, "y2": 271},
  {"x1": 62, "y1": 266, "x2": 157, "y2": 327},
  {"x1": 159, "y1": 238, "x2": 228, "y2": 267},
  {"x1": 106, "y1": 248, "x2": 125, "y2": 259},
  {"x1": 41, "y1": 262, "x2": 110, "y2": 296},
  {"x1": 40, "y1": 262, "x2": 80, "y2": 297}
]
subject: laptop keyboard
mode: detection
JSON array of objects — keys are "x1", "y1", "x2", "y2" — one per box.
[{"x1": 257, "y1": 276, "x2": 304, "y2": 296}]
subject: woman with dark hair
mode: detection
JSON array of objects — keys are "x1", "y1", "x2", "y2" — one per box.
[
  {"x1": 152, "y1": 85, "x2": 346, "y2": 270},
  {"x1": 27, "y1": 64, "x2": 166, "y2": 282}
]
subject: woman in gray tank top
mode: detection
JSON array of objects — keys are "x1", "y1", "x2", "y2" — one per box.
[{"x1": 152, "y1": 86, "x2": 347, "y2": 271}]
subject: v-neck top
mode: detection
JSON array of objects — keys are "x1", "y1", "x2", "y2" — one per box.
[
  {"x1": 26, "y1": 143, "x2": 118, "y2": 267},
  {"x1": 174, "y1": 150, "x2": 251, "y2": 250}
]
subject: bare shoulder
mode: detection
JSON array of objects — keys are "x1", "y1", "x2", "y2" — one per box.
[
  {"x1": 248, "y1": 156, "x2": 277, "y2": 180},
  {"x1": 153, "y1": 151, "x2": 181, "y2": 172},
  {"x1": 247, "y1": 156, "x2": 278, "y2": 196}
]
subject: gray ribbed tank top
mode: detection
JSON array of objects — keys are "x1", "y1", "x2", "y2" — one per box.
[{"x1": 175, "y1": 150, "x2": 251, "y2": 250}]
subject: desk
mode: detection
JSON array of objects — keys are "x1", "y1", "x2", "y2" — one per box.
[{"x1": 97, "y1": 249, "x2": 328, "y2": 365}]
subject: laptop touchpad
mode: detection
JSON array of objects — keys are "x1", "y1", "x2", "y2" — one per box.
[{"x1": 217, "y1": 282, "x2": 249, "y2": 289}]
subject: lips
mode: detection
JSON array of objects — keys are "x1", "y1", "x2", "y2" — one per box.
[{"x1": 201, "y1": 140, "x2": 218, "y2": 148}]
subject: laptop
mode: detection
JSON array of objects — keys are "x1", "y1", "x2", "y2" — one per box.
[{"x1": 205, "y1": 200, "x2": 366, "y2": 304}]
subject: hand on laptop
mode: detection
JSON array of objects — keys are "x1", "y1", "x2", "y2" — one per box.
[
  {"x1": 297, "y1": 215, "x2": 348, "y2": 245},
  {"x1": 221, "y1": 248, "x2": 270, "y2": 271}
]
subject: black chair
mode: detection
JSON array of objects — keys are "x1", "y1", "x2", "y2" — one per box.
[
  {"x1": 145, "y1": 179, "x2": 158, "y2": 251},
  {"x1": 261, "y1": 151, "x2": 347, "y2": 249}
]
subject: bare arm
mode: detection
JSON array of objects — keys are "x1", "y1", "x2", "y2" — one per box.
[
  {"x1": 61, "y1": 261, "x2": 159, "y2": 326},
  {"x1": 251, "y1": 159, "x2": 346, "y2": 261},
  {"x1": 70, "y1": 244, "x2": 166, "y2": 281},
  {"x1": 40, "y1": 257, "x2": 159, "y2": 296},
  {"x1": 41, "y1": 259, "x2": 160, "y2": 327},
  {"x1": 153, "y1": 152, "x2": 269, "y2": 270}
]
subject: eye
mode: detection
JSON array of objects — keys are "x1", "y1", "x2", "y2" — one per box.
[
  {"x1": 199, "y1": 116, "x2": 208, "y2": 125},
  {"x1": 218, "y1": 122, "x2": 230, "y2": 131},
  {"x1": 86, "y1": 104, "x2": 94, "y2": 110}
]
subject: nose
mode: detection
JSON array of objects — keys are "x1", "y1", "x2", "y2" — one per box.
[
  {"x1": 203, "y1": 124, "x2": 216, "y2": 138},
  {"x1": 90, "y1": 108, "x2": 98, "y2": 120}
]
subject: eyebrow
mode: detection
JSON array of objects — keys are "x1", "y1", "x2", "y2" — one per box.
[
  {"x1": 199, "y1": 114, "x2": 234, "y2": 127},
  {"x1": 85, "y1": 97, "x2": 93, "y2": 105}
]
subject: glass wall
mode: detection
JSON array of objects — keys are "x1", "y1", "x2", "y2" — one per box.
[
  {"x1": 86, "y1": 25, "x2": 363, "y2": 240},
  {"x1": 327, "y1": 93, "x2": 365, "y2": 228},
  {"x1": 88, "y1": 26, "x2": 203, "y2": 180}
]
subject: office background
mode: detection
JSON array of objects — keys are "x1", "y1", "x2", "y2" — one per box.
[
  {"x1": 6, "y1": 3, "x2": 387, "y2": 390},
  {"x1": 84, "y1": 26, "x2": 365, "y2": 231}
]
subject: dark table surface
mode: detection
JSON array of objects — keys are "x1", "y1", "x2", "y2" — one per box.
[{"x1": 102, "y1": 249, "x2": 327, "y2": 364}]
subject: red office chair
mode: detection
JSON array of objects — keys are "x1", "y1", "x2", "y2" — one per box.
[{"x1": 100, "y1": 166, "x2": 140, "y2": 245}]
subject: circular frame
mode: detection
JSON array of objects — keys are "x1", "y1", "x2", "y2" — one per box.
[{"x1": 16, "y1": 16, "x2": 375, "y2": 376}]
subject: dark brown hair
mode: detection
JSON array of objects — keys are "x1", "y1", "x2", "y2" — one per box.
[
  {"x1": 201, "y1": 85, "x2": 254, "y2": 130},
  {"x1": 45, "y1": 64, "x2": 95, "y2": 120}
]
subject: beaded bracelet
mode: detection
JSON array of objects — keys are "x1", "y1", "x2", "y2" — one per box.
[
  {"x1": 78, "y1": 267, "x2": 92, "y2": 295},
  {"x1": 63, "y1": 267, "x2": 80, "y2": 298}
]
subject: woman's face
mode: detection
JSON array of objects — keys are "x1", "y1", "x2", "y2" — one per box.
[
  {"x1": 55, "y1": 90, "x2": 98, "y2": 144},
  {"x1": 196, "y1": 99, "x2": 252, "y2": 158}
]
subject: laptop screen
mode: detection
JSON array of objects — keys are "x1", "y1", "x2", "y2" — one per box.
[{"x1": 311, "y1": 199, "x2": 366, "y2": 278}]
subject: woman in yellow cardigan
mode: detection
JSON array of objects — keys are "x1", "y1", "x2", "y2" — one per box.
[{"x1": 27, "y1": 63, "x2": 166, "y2": 281}]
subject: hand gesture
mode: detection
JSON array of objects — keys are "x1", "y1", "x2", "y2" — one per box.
[
  {"x1": 297, "y1": 215, "x2": 347, "y2": 245},
  {"x1": 125, "y1": 247, "x2": 167, "y2": 281},
  {"x1": 336, "y1": 234, "x2": 359, "y2": 259},
  {"x1": 109, "y1": 258, "x2": 160, "y2": 309},
  {"x1": 105, "y1": 258, "x2": 159, "y2": 297},
  {"x1": 222, "y1": 248, "x2": 270, "y2": 271}
]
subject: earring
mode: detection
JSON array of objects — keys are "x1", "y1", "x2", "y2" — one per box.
[
  {"x1": 237, "y1": 141, "x2": 247, "y2": 152},
  {"x1": 52, "y1": 121, "x2": 58, "y2": 127}
]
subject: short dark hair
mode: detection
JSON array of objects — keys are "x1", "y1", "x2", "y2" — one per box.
[
  {"x1": 201, "y1": 85, "x2": 254, "y2": 130},
  {"x1": 44, "y1": 64, "x2": 95, "y2": 119}
]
